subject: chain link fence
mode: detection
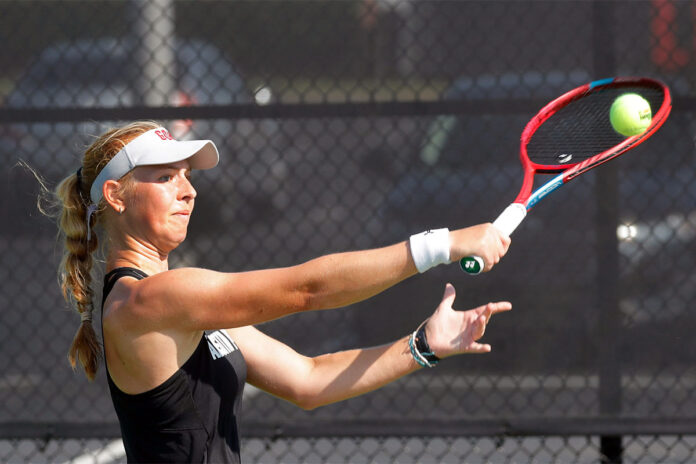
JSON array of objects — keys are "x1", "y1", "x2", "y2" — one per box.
[{"x1": 1, "y1": 0, "x2": 695, "y2": 462}]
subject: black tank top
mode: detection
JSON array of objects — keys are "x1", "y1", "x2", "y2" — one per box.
[{"x1": 101, "y1": 267, "x2": 247, "y2": 464}]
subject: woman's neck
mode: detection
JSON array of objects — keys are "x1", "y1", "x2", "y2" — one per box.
[{"x1": 106, "y1": 245, "x2": 170, "y2": 277}]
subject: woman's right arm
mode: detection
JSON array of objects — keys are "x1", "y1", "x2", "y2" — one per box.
[{"x1": 123, "y1": 223, "x2": 509, "y2": 331}]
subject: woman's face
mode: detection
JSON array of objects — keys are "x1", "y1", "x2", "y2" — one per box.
[{"x1": 122, "y1": 159, "x2": 197, "y2": 254}]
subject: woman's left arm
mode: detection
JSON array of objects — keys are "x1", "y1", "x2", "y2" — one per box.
[
  {"x1": 230, "y1": 325, "x2": 415, "y2": 410},
  {"x1": 229, "y1": 284, "x2": 511, "y2": 410}
]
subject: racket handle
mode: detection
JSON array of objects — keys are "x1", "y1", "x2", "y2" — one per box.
[{"x1": 460, "y1": 203, "x2": 527, "y2": 274}]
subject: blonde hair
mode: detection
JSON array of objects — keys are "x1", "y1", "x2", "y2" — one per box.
[{"x1": 56, "y1": 120, "x2": 161, "y2": 380}]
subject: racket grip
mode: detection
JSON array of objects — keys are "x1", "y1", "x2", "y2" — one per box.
[{"x1": 460, "y1": 203, "x2": 527, "y2": 274}]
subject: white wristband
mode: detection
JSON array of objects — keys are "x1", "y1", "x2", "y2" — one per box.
[{"x1": 409, "y1": 228, "x2": 451, "y2": 273}]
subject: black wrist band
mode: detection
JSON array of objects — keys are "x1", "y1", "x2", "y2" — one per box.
[{"x1": 415, "y1": 323, "x2": 440, "y2": 364}]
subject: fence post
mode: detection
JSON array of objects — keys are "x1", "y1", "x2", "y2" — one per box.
[
  {"x1": 592, "y1": 1, "x2": 622, "y2": 463},
  {"x1": 131, "y1": 0, "x2": 176, "y2": 106},
  {"x1": 596, "y1": 160, "x2": 623, "y2": 464}
]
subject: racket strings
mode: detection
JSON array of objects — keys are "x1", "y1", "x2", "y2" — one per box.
[{"x1": 526, "y1": 86, "x2": 666, "y2": 167}]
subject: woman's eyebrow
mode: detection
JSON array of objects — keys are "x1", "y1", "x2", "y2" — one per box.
[{"x1": 158, "y1": 164, "x2": 192, "y2": 172}]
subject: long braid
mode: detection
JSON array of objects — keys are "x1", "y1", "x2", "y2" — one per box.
[
  {"x1": 57, "y1": 172, "x2": 101, "y2": 379},
  {"x1": 54, "y1": 120, "x2": 161, "y2": 380}
]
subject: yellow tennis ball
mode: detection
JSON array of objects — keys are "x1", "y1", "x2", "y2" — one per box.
[{"x1": 609, "y1": 93, "x2": 652, "y2": 136}]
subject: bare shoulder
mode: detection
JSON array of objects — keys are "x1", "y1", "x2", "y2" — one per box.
[
  {"x1": 141, "y1": 267, "x2": 229, "y2": 293},
  {"x1": 103, "y1": 276, "x2": 205, "y2": 393},
  {"x1": 101, "y1": 274, "x2": 146, "y2": 332},
  {"x1": 104, "y1": 267, "x2": 225, "y2": 329},
  {"x1": 105, "y1": 265, "x2": 310, "y2": 332}
]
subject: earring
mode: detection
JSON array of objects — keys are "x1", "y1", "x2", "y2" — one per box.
[{"x1": 119, "y1": 207, "x2": 124, "y2": 215}]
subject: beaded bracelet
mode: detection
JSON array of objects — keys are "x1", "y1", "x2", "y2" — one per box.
[{"x1": 408, "y1": 319, "x2": 440, "y2": 368}]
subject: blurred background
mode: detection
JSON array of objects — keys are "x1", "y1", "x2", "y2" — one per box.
[{"x1": 1, "y1": 0, "x2": 695, "y2": 462}]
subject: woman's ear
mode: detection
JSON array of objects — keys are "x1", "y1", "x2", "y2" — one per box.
[{"x1": 103, "y1": 179, "x2": 126, "y2": 213}]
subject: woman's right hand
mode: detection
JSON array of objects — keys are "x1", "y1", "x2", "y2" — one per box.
[{"x1": 449, "y1": 223, "x2": 510, "y2": 272}]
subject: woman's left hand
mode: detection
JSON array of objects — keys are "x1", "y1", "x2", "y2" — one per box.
[{"x1": 424, "y1": 283, "x2": 511, "y2": 357}]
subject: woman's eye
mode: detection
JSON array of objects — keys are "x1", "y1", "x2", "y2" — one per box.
[{"x1": 159, "y1": 175, "x2": 172, "y2": 182}]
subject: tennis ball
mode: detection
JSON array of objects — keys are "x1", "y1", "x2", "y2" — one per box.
[{"x1": 609, "y1": 93, "x2": 652, "y2": 137}]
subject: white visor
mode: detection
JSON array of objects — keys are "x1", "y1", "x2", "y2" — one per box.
[{"x1": 90, "y1": 127, "x2": 219, "y2": 204}]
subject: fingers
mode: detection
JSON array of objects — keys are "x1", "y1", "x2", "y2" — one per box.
[
  {"x1": 431, "y1": 289, "x2": 511, "y2": 356},
  {"x1": 440, "y1": 282, "x2": 456, "y2": 308},
  {"x1": 473, "y1": 313, "x2": 487, "y2": 340},
  {"x1": 464, "y1": 314, "x2": 492, "y2": 354},
  {"x1": 463, "y1": 302, "x2": 511, "y2": 354},
  {"x1": 502, "y1": 232, "x2": 512, "y2": 253},
  {"x1": 451, "y1": 223, "x2": 509, "y2": 272},
  {"x1": 483, "y1": 227, "x2": 511, "y2": 271},
  {"x1": 479, "y1": 301, "x2": 512, "y2": 316},
  {"x1": 467, "y1": 342, "x2": 492, "y2": 354}
]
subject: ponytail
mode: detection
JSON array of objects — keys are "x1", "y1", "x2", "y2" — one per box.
[
  {"x1": 56, "y1": 172, "x2": 101, "y2": 380},
  {"x1": 46, "y1": 121, "x2": 160, "y2": 380}
]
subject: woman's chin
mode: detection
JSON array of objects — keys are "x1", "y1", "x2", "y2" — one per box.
[{"x1": 160, "y1": 231, "x2": 189, "y2": 255}]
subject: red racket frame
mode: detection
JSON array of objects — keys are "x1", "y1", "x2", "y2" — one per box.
[
  {"x1": 461, "y1": 76, "x2": 672, "y2": 274},
  {"x1": 515, "y1": 76, "x2": 672, "y2": 207}
]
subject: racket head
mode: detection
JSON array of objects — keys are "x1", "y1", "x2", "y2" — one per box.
[{"x1": 514, "y1": 77, "x2": 672, "y2": 205}]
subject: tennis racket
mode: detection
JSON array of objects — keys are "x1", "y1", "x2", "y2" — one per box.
[{"x1": 461, "y1": 76, "x2": 672, "y2": 274}]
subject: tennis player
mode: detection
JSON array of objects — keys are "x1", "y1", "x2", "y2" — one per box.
[{"x1": 53, "y1": 121, "x2": 511, "y2": 463}]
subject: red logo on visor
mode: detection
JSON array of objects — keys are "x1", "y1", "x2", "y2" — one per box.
[{"x1": 154, "y1": 129, "x2": 175, "y2": 141}]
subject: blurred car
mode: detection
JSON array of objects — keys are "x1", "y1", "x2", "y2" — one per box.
[{"x1": 0, "y1": 37, "x2": 286, "y2": 236}]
